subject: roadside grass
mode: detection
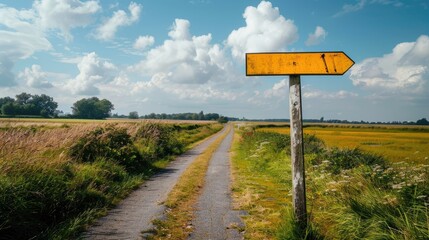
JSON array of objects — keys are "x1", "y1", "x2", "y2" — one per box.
[
  {"x1": 0, "y1": 121, "x2": 221, "y2": 239},
  {"x1": 232, "y1": 125, "x2": 429, "y2": 239},
  {"x1": 258, "y1": 126, "x2": 429, "y2": 164},
  {"x1": 150, "y1": 124, "x2": 231, "y2": 240}
]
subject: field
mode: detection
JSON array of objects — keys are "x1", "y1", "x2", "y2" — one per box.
[
  {"x1": 0, "y1": 119, "x2": 222, "y2": 239},
  {"x1": 257, "y1": 124, "x2": 429, "y2": 164},
  {"x1": 231, "y1": 123, "x2": 429, "y2": 239}
]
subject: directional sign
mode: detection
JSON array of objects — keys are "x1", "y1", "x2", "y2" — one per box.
[{"x1": 246, "y1": 52, "x2": 354, "y2": 76}]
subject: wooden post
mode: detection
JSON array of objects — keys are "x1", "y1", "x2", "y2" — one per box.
[{"x1": 288, "y1": 75, "x2": 307, "y2": 227}]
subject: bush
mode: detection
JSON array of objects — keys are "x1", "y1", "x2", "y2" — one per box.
[
  {"x1": 69, "y1": 125, "x2": 146, "y2": 173},
  {"x1": 134, "y1": 123, "x2": 184, "y2": 162}
]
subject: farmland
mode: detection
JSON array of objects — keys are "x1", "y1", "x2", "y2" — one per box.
[
  {"x1": 258, "y1": 124, "x2": 429, "y2": 164},
  {"x1": 231, "y1": 123, "x2": 429, "y2": 239},
  {"x1": 0, "y1": 119, "x2": 222, "y2": 239}
]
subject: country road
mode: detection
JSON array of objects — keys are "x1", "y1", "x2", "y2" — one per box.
[
  {"x1": 83, "y1": 125, "x2": 242, "y2": 239},
  {"x1": 189, "y1": 125, "x2": 244, "y2": 240}
]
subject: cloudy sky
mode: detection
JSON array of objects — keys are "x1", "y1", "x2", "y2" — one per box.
[{"x1": 0, "y1": 0, "x2": 428, "y2": 121}]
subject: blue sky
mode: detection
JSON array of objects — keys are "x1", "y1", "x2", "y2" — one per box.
[{"x1": 0, "y1": 0, "x2": 428, "y2": 121}]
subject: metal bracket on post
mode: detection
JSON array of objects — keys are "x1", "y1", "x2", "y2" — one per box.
[{"x1": 289, "y1": 75, "x2": 307, "y2": 227}]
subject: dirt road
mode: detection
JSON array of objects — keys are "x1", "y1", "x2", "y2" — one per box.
[
  {"x1": 83, "y1": 125, "x2": 243, "y2": 239},
  {"x1": 189, "y1": 126, "x2": 244, "y2": 240},
  {"x1": 83, "y1": 127, "x2": 228, "y2": 240}
]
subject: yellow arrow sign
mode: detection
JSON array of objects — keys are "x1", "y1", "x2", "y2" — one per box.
[{"x1": 246, "y1": 52, "x2": 354, "y2": 76}]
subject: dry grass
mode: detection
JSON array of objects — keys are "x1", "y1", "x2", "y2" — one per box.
[{"x1": 152, "y1": 125, "x2": 231, "y2": 240}]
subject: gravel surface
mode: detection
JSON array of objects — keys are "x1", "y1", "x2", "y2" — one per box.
[
  {"x1": 82, "y1": 127, "x2": 227, "y2": 240},
  {"x1": 189, "y1": 127, "x2": 244, "y2": 240}
]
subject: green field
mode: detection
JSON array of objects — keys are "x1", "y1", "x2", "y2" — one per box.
[{"x1": 258, "y1": 124, "x2": 429, "y2": 164}]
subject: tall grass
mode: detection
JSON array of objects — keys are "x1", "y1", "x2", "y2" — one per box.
[
  {"x1": 232, "y1": 126, "x2": 429, "y2": 239},
  {"x1": 0, "y1": 121, "x2": 222, "y2": 239}
]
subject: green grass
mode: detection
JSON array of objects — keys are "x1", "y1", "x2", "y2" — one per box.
[
  {"x1": 231, "y1": 125, "x2": 429, "y2": 239},
  {"x1": 0, "y1": 121, "x2": 222, "y2": 239}
]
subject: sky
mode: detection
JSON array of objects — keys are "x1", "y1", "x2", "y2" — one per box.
[{"x1": 0, "y1": 0, "x2": 428, "y2": 122}]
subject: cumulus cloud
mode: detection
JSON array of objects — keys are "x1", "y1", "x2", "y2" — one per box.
[
  {"x1": 66, "y1": 52, "x2": 117, "y2": 95},
  {"x1": 95, "y1": 2, "x2": 141, "y2": 41},
  {"x1": 305, "y1": 26, "x2": 327, "y2": 46},
  {"x1": 19, "y1": 64, "x2": 53, "y2": 88},
  {"x1": 128, "y1": 18, "x2": 241, "y2": 101},
  {"x1": 350, "y1": 35, "x2": 429, "y2": 95},
  {"x1": 131, "y1": 19, "x2": 231, "y2": 84},
  {"x1": 0, "y1": 4, "x2": 51, "y2": 86},
  {"x1": 133, "y1": 35, "x2": 155, "y2": 50},
  {"x1": 227, "y1": 1, "x2": 298, "y2": 59},
  {"x1": 34, "y1": 0, "x2": 100, "y2": 41}
]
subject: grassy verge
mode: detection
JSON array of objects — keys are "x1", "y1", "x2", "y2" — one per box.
[
  {"x1": 151, "y1": 124, "x2": 231, "y2": 239},
  {"x1": 231, "y1": 125, "x2": 429, "y2": 239},
  {"x1": 0, "y1": 121, "x2": 221, "y2": 239}
]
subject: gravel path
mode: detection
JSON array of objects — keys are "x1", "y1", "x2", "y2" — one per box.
[
  {"x1": 189, "y1": 127, "x2": 244, "y2": 240},
  {"x1": 82, "y1": 127, "x2": 227, "y2": 240}
]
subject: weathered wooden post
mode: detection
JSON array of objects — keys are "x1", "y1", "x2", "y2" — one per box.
[
  {"x1": 246, "y1": 52, "x2": 354, "y2": 227},
  {"x1": 289, "y1": 74, "x2": 307, "y2": 226}
]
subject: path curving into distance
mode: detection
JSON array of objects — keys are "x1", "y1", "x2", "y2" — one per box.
[
  {"x1": 82, "y1": 126, "x2": 228, "y2": 240},
  {"x1": 189, "y1": 126, "x2": 244, "y2": 240}
]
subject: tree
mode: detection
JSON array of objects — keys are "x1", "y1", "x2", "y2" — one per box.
[
  {"x1": 218, "y1": 116, "x2": 229, "y2": 123},
  {"x1": 0, "y1": 97, "x2": 15, "y2": 115},
  {"x1": 72, "y1": 97, "x2": 114, "y2": 119},
  {"x1": 416, "y1": 118, "x2": 429, "y2": 125},
  {"x1": 129, "y1": 111, "x2": 139, "y2": 119},
  {"x1": 0, "y1": 93, "x2": 57, "y2": 117}
]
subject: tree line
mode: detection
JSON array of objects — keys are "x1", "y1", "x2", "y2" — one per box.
[{"x1": 0, "y1": 93, "x2": 114, "y2": 119}]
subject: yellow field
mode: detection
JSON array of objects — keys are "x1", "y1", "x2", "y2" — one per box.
[{"x1": 258, "y1": 126, "x2": 429, "y2": 163}]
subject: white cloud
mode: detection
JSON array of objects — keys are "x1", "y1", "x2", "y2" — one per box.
[
  {"x1": 95, "y1": 2, "x2": 141, "y2": 41},
  {"x1": 0, "y1": 5, "x2": 51, "y2": 86},
  {"x1": 131, "y1": 19, "x2": 232, "y2": 85},
  {"x1": 168, "y1": 19, "x2": 191, "y2": 40},
  {"x1": 66, "y1": 52, "x2": 117, "y2": 95},
  {"x1": 34, "y1": 0, "x2": 100, "y2": 41},
  {"x1": 350, "y1": 35, "x2": 429, "y2": 95},
  {"x1": 334, "y1": 0, "x2": 366, "y2": 17},
  {"x1": 227, "y1": 1, "x2": 298, "y2": 59},
  {"x1": 334, "y1": 0, "x2": 403, "y2": 17},
  {"x1": 133, "y1": 35, "x2": 155, "y2": 50},
  {"x1": 264, "y1": 79, "x2": 289, "y2": 98},
  {"x1": 303, "y1": 90, "x2": 358, "y2": 99},
  {"x1": 305, "y1": 26, "x2": 327, "y2": 46},
  {"x1": 128, "y1": 18, "x2": 244, "y2": 101},
  {"x1": 19, "y1": 64, "x2": 53, "y2": 88}
]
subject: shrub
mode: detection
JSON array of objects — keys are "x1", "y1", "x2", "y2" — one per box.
[
  {"x1": 134, "y1": 123, "x2": 184, "y2": 162},
  {"x1": 68, "y1": 125, "x2": 146, "y2": 173}
]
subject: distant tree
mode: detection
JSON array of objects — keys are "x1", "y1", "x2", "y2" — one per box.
[
  {"x1": 198, "y1": 110, "x2": 204, "y2": 120},
  {"x1": 320, "y1": 117, "x2": 324, "y2": 122},
  {"x1": 0, "y1": 93, "x2": 57, "y2": 117},
  {"x1": 416, "y1": 118, "x2": 429, "y2": 125},
  {"x1": 129, "y1": 111, "x2": 139, "y2": 119},
  {"x1": 217, "y1": 116, "x2": 228, "y2": 124},
  {"x1": 72, "y1": 97, "x2": 114, "y2": 119},
  {"x1": 0, "y1": 97, "x2": 15, "y2": 115}
]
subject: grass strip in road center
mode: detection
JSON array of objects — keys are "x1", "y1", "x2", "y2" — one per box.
[{"x1": 150, "y1": 124, "x2": 232, "y2": 239}]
